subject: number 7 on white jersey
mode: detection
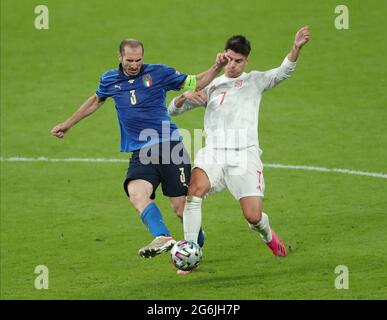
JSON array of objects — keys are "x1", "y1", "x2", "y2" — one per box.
[{"x1": 220, "y1": 91, "x2": 227, "y2": 105}]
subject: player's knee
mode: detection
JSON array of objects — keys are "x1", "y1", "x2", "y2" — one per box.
[
  {"x1": 188, "y1": 177, "x2": 210, "y2": 197},
  {"x1": 244, "y1": 209, "x2": 262, "y2": 225},
  {"x1": 128, "y1": 193, "x2": 141, "y2": 209},
  {"x1": 188, "y1": 168, "x2": 210, "y2": 197},
  {"x1": 127, "y1": 188, "x2": 148, "y2": 211},
  {"x1": 188, "y1": 183, "x2": 206, "y2": 198}
]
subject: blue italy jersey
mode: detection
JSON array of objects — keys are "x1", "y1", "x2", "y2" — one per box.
[{"x1": 96, "y1": 64, "x2": 187, "y2": 152}]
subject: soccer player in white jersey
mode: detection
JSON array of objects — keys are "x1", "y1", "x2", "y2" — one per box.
[{"x1": 168, "y1": 27, "x2": 310, "y2": 274}]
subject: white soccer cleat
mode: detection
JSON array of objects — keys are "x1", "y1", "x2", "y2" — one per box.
[{"x1": 138, "y1": 236, "x2": 176, "y2": 258}]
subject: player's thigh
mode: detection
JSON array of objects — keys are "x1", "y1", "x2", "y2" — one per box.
[
  {"x1": 239, "y1": 196, "x2": 263, "y2": 224},
  {"x1": 225, "y1": 152, "x2": 265, "y2": 200},
  {"x1": 123, "y1": 151, "x2": 161, "y2": 200},
  {"x1": 158, "y1": 140, "x2": 191, "y2": 198},
  {"x1": 193, "y1": 147, "x2": 226, "y2": 196},
  {"x1": 160, "y1": 162, "x2": 191, "y2": 198}
]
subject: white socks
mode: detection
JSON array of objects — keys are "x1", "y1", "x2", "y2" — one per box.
[
  {"x1": 183, "y1": 196, "x2": 202, "y2": 242},
  {"x1": 183, "y1": 197, "x2": 272, "y2": 244},
  {"x1": 249, "y1": 212, "x2": 273, "y2": 243}
]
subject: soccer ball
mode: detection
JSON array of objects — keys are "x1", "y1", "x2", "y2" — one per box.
[{"x1": 170, "y1": 240, "x2": 202, "y2": 271}]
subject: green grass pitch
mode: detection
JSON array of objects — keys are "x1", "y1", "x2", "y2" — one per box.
[{"x1": 1, "y1": 0, "x2": 386, "y2": 299}]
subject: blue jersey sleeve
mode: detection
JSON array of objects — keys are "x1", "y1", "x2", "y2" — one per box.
[
  {"x1": 96, "y1": 72, "x2": 115, "y2": 101},
  {"x1": 160, "y1": 65, "x2": 187, "y2": 91}
]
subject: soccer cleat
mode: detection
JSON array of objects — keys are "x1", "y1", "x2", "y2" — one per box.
[
  {"x1": 176, "y1": 269, "x2": 193, "y2": 275},
  {"x1": 266, "y1": 229, "x2": 287, "y2": 257},
  {"x1": 138, "y1": 236, "x2": 176, "y2": 258},
  {"x1": 176, "y1": 265, "x2": 199, "y2": 275}
]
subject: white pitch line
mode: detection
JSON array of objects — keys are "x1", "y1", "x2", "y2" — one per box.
[
  {"x1": 1, "y1": 156, "x2": 386, "y2": 179},
  {"x1": 264, "y1": 163, "x2": 387, "y2": 179},
  {"x1": 0, "y1": 156, "x2": 127, "y2": 163}
]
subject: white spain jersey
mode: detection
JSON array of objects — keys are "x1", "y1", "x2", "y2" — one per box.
[{"x1": 169, "y1": 56, "x2": 296, "y2": 151}]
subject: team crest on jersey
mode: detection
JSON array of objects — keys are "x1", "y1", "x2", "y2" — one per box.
[
  {"x1": 175, "y1": 70, "x2": 181, "y2": 75},
  {"x1": 142, "y1": 74, "x2": 153, "y2": 87},
  {"x1": 209, "y1": 84, "x2": 217, "y2": 92},
  {"x1": 234, "y1": 80, "x2": 243, "y2": 88}
]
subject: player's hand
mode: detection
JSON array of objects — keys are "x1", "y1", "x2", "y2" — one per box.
[
  {"x1": 51, "y1": 123, "x2": 69, "y2": 138},
  {"x1": 215, "y1": 52, "x2": 228, "y2": 69},
  {"x1": 183, "y1": 91, "x2": 207, "y2": 105},
  {"x1": 294, "y1": 26, "x2": 310, "y2": 49}
]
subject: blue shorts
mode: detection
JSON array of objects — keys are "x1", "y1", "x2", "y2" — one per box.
[{"x1": 123, "y1": 141, "x2": 191, "y2": 199}]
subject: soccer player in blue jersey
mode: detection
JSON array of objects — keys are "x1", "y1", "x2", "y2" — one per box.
[{"x1": 51, "y1": 39, "x2": 227, "y2": 258}]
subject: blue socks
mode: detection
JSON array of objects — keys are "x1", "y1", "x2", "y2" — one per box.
[
  {"x1": 141, "y1": 203, "x2": 171, "y2": 237},
  {"x1": 140, "y1": 202, "x2": 205, "y2": 245}
]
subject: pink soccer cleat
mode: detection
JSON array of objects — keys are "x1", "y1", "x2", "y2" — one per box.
[
  {"x1": 176, "y1": 269, "x2": 193, "y2": 275},
  {"x1": 266, "y1": 229, "x2": 287, "y2": 257},
  {"x1": 176, "y1": 265, "x2": 199, "y2": 275}
]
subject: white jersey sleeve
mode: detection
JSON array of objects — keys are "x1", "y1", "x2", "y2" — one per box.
[
  {"x1": 168, "y1": 97, "x2": 204, "y2": 116},
  {"x1": 252, "y1": 56, "x2": 296, "y2": 92}
]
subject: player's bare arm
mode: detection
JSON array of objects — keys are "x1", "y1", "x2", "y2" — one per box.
[
  {"x1": 174, "y1": 91, "x2": 207, "y2": 108},
  {"x1": 50, "y1": 94, "x2": 105, "y2": 138},
  {"x1": 288, "y1": 26, "x2": 310, "y2": 62},
  {"x1": 187, "y1": 53, "x2": 228, "y2": 91}
]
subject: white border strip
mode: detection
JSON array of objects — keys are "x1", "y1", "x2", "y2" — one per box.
[{"x1": 1, "y1": 156, "x2": 386, "y2": 179}]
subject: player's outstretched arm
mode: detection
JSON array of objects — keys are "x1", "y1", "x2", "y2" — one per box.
[
  {"x1": 257, "y1": 26, "x2": 310, "y2": 92},
  {"x1": 50, "y1": 94, "x2": 105, "y2": 138},
  {"x1": 175, "y1": 91, "x2": 207, "y2": 108},
  {"x1": 194, "y1": 53, "x2": 228, "y2": 91},
  {"x1": 168, "y1": 91, "x2": 207, "y2": 116},
  {"x1": 288, "y1": 26, "x2": 310, "y2": 62}
]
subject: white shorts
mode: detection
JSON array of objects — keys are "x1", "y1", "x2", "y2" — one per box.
[{"x1": 194, "y1": 146, "x2": 265, "y2": 200}]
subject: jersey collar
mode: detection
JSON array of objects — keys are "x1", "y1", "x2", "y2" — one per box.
[
  {"x1": 223, "y1": 72, "x2": 246, "y2": 80},
  {"x1": 118, "y1": 63, "x2": 147, "y2": 78}
]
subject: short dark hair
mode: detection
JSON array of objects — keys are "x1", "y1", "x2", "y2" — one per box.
[
  {"x1": 119, "y1": 38, "x2": 144, "y2": 55},
  {"x1": 224, "y1": 35, "x2": 251, "y2": 57}
]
